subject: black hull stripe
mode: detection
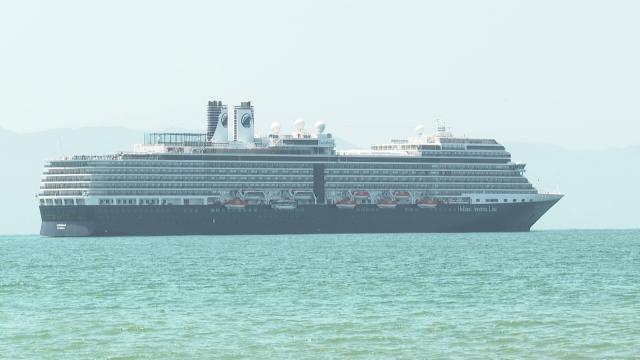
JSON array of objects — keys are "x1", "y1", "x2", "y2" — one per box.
[{"x1": 40, "y1": 200, "x2": 559, "y2": 237}]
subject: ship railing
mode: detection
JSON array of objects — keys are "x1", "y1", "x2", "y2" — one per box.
[{"x1": 66, "y1": 154, "x2": 125, "y2": 161}]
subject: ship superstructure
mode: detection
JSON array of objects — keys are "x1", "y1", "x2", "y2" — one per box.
[{"x1": 38, "y1": 101, "x2": 562, "y2": 236}]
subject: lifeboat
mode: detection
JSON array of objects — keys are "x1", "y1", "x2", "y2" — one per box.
[
  {"x1": 352, "y1": 190, "x2": 370, "y2": 200},
  {"x1": 376, "y1": 198, "x2": 398, "y2": 209},
  {"x1": 393, "y1": 191, "x2": 411, "y2": 200},
  {"x1": 224, "y1": 198, "x2": 247, "y2": 209},
  {"x1": 271, "y1": 200, "x2": 297, "y2": 210},
  {"x1": 335, "y1": 198, "x2": 357, "y2": 209},
  {"x1": 416, "y1": 198, "x2": 439, "y2": 209}
]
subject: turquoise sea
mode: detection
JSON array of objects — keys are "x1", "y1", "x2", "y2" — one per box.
[{"x1": 1, "y1": 230, "x2": 639, "y2": 359}]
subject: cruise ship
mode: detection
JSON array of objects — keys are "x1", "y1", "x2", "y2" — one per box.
[{"x1": 38, "y1": 100, "x2": 562, "y2": 237}]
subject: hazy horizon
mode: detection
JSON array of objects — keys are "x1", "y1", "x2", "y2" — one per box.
[
  {"x1": 2, "y1": 0, "x2": 640, "y2": 233},
  {"x1": 2, "y1": 123, "x2": 639, "y2": 153},
  {"x1": 1, "y1": 1, "x2": 640, "y2": 150}
]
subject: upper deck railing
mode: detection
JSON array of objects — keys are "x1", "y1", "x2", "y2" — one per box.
[{"x1": 144, "y1": 133, "x2": 207, "y2": 147}]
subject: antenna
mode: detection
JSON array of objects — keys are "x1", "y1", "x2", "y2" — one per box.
[{"x1": 435, "y1": 118, "x2": 452, "y2": 137}]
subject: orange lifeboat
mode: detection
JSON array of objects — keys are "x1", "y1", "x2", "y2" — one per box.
[
  {"x1": 393, "y1": 191, "x2": 411, "y2": 200},
  {"x1": 377, "y1": 198, "x2": 398, "y2": 209},
  {"x1": 352, "y1": 191, "x2": 370, "y2": 200},
  {"x1": 224, "y1": 198, "x2": 247, "y2": 209},
  {"x1": 416, "y1": 198, "x2": 439, "y2": 209},
  {"x1": 335, "y1": 198, "x2": 357, "y2": 209}
]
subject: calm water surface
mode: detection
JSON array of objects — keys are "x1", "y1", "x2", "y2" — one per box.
[{"x1": 1, "y1": 230, "x2": 639, "y2": 359}]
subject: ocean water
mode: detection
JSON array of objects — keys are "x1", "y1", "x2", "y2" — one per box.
[{"x1": 1, "y1": 230, "x2": 639, "y2": 359}]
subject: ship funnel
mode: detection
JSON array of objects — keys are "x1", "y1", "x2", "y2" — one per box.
[
  {"x1": 234, "y1": 101, "x2": 255, "y2": 144},
  {"x1": 207, "y1": 100, "x2": 228, "y2": 143}
]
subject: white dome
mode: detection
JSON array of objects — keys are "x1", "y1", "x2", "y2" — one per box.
[
  {"x1": 270, "y1": 122, "x2": 281, "y2": 134},
  {"x1": 314, "y1": 121, "x2": 326, "y2": 134},
  {"x1": 415, "y1": 125, "x2": 425, "y2": 136},
  {"x1": 294, "y1": 118, "x2": 305, "y2": 131}
]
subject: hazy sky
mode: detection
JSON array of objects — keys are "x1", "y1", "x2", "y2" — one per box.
[{"x1": 1, "y1": 0, "x2": 638, "y2": 149}]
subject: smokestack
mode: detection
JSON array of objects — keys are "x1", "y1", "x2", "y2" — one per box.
[
  {"x1": 233, "y1": 101, "x2": 255, "y2": 144},
  {"x1": 207, "y1": 100, "x2": 228, "y2": 143}
]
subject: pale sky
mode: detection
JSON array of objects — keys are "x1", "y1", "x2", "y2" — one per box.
[{"x1": 1, "y1": 0, "x2": 638, "y2": 149}]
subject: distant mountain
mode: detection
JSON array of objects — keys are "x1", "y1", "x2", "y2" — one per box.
[
  {"x1": 0, "y1": 127, "x2": 145, "y2": 235},
  {"x1": 506, "y1": 143, "x2": 640, "y2": 230},
  {"x1": 1, "y1": 128, "x2": 637, "y2": 234}
]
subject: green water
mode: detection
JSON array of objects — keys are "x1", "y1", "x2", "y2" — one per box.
[{"x1": 1, "y1": 230, "x2": 639, "y2": 359}]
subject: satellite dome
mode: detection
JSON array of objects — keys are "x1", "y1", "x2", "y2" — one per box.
[
  {"x1": 314, "y1": 121, "x2": 326, "y2": 134},
  {"x1": 270, "y1": 122, "x2": 281, "y2": 134},
  {"x1": 415, "y1": 125, "x2": 425, "y2": 136},
  {"x1": 294, "y1": 118, "x2": 305, "y2": 131}
]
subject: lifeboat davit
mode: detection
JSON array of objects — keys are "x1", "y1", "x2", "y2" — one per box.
[
  {"x1": 242, "y1": 191, "x2": 266, "y2": 205},
  {"x1": 293, "y1": 191, "x2": 315, "y2": 201},
  {"x1": 225, "y1": 198, "x2": 247, "y2": 209},
  {"x1": 243, "y1": 191, "x2": 265, "y2": 200},
  {"x1": 416, "y1": 198, "x2": 439, "y2": 209},
  {"x1": 271, "y1": 200, "x2": 297, "y2": 210},
  {"x1": 377, "y1": 198, "x2": 398, "y2": 209},
  {"x1": 393, "y1": 191, "x2": 411, "y2": 200},
  {"x1": 335, "y1": 198, "x2": 357, "y2": 209},
  {"x1": 352, "y1": 191, "x2": 370, "y2": 200}
]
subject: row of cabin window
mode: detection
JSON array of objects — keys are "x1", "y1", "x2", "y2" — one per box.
[
  {"x1": 43, "y1": 168, "x2": 524, "y2": 182},
  {"x1": 479, "y1": 198, "x2": 533, "y2": 203},
  {"x1": 46, "y1": 161, "x2": 523, "y2": 172},
  {"x1": 325, "y1": 183, "x2": 533, "y2": 189},
  {"x1": 40, "y1": 198, "x2": 85, "y2": 205},
  {"x1": 324, "y1": 176, "x2": 528, "y2": 183}
]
